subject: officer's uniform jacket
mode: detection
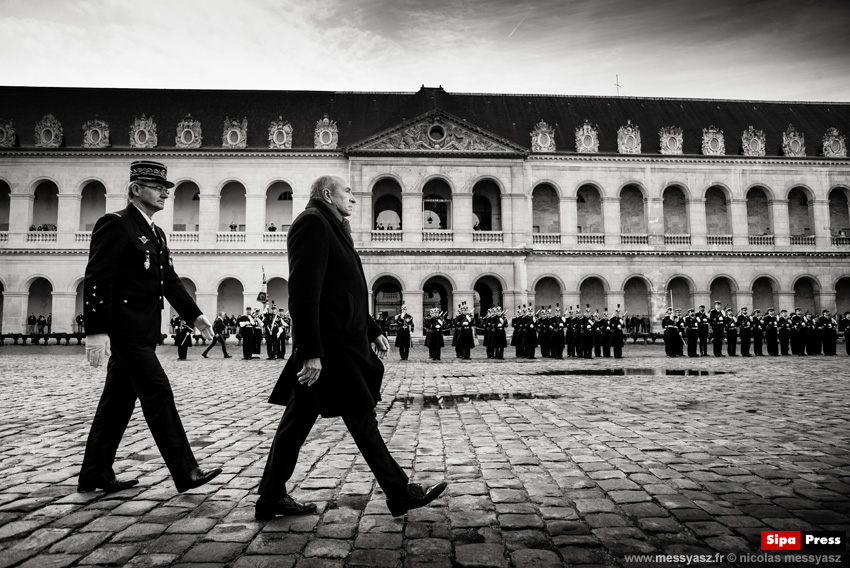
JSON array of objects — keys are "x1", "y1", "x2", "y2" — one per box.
[{"x1": 83, "y1": 205, "x2": 200, "y2": 345}]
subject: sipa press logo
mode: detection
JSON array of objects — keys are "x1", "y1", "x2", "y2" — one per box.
[{"x1": 762, "y1": 531, "x2": 844, "y2": 550}]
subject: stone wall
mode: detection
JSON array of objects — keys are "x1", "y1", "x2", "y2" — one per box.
[
  {"x1": 532, "y1": 185, "x2": 559, "y2": 233},
  {"x1": 747, "y1": 188, "x2": 771, "y2": 234},
  {"x1": 577, "y1": 186, "x2": 602, "y2": 233},
  {"x1": 663, "y1": 186, "x2": 688, "y2": 234},
  {"x1": 620, "y1": 186, "x2": 646, "y2": 233},
  {"x1": 705, "y1": 187, "x2": 729, "y2": 234}
]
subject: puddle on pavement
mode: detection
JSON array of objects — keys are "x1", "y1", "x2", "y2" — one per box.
[
  {"x1": 394, "y1": 393, "x2": 563, "y2": 409},
  {"x1": 531, "y1": 368, "x2": 730, "y2": 376}
]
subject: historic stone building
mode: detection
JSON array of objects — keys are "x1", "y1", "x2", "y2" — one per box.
[{"x1": 1, "y1": 85, "x2": 849, "y2": 334}]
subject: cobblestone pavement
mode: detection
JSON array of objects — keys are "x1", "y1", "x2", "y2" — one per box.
[{"x1": 0, "y1": 343, "x2": 848, "y2": 568}]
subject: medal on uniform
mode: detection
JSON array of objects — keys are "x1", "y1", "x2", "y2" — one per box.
[{"x1": 144, "y1": 252, "x2": 151, "y2": 271}]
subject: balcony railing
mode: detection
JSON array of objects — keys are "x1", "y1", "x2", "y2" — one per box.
[
  {"x1": 832, "y1": 236, "x2": 850, "y2": 246},
  {"x1": 790, "y1": 235, "x2": 815, "y2": 246},
  {"x1": 577, "y1": 233, "x2": 604, "y2": 245},
  {"x1": 217, "y1": 231, "x2": 246, "y2": 243},
  {"x1": 707, "y1": 235, "x2": 733, "y2": 246},
  {"x1": 422, "y1": 230, "x2": 453, "y2": 242},
  {"x1": 0, "y1": 232, "x2": 7, "y2": 243},
  {"x1": 169, "y1": 231, "x2": 199, "y2": 243},
  {"x1": 75, "y1": 231, "x2": 91, "y2": 243},
  {"x1": 664, "y1": 234, "x2": 691, "y2": 245},
  {"x1": 748, "y1": 235, "x2": 774, "y2": 246},
  {"x1": 27, "y1": 231, "x2": 57, "y2": 242},
  {"x1": 472, "y1": 231, "x2": 504, "y2": 243},
  {"x1": 620, "y1": 234, "x2": 648, "y2": 245},
  {"x1": 263, "y1": 231, "x2": 288, "y2": 243},
  {"x1": 372, "y1": 230, "x2": 403, "y2": 242},
  {"x1": 532, "y1": 233, "x2": 560, "y2": 244}
]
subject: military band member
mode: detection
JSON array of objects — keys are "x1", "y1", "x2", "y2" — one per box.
[
  {"x1": 696, "y1": 305, "x2": 710, "y2": 356},
  {"x1": 778, "y1": 309, "x2": 791, "y2": 355},
  {"x1": 751, "y1": 309, "x2": 764, "y2": 356},
  {"x1": 738, "y1": 307, "x2": 752, "y2": 356},
  {"x1": 424, "y1": 308, "x2": 445, "y2": 360},
  {"x1": 394, "y1": 305, "x2": 414, "y2": 360},
  {"x1": 238, "y1": 307, "x2": 255, "y2": 360},
  {"x1": 252, "y1": 309, "x2": 263, "y2": 356},
  {"x1": 455, "y1": 303, "x2": 475, "y2": 360},
  {"x1": 549, "y1": 306, "x2": 566, "y2": 359},
  {"x1": 510, "y1": 308, "x2": 523, "y2": 358},
  {"x1": 263, "y1": 308, "x2": 278, "y2": 360},
  {"x1": 175, "y1": 319, "x2": 192, "y2": 360},
  {"x1": 600, "y1": 308, "x2": 613, "y2": 358},
  {"x1": 790, "y1": 307, "x2": 805, "y2": 355},
  {"x1": 840, "y1": 312, "x2": 850, "y2": 356},
  {"x1": 490, "y1": 306, "x2": 508, "y2": 360},
  {"x1": 819, "y1": 309, "x2": 837, "y2": 356},
  {"x1": 804, "y1": 311, "x2": 818, "y2": 355},
  {"x1": 539, "y1": 306, "x2": 552, "y2": 358},
  {"x1": 523, "y1": 306, "x2": 539, "y2": 359},
  {"x1": 725, "y1": 308, "x2": 738, "y2": 356},
  {"x1": 610, "y1": 307, "x2": 625, "y2": 359},
  {"x1": 565, "y1": 306, "x2": 576, "y2": 358},
  {"x1": 685, "y1": 308, "x2": 699, "y2": 357},
  {"x1": 763, "y1": 308, "x2": 778, "y2": 356},
  {"x1": 580, "y1": 306, "x2": 594, "y2": 359},
  {"x1": 709, "y1": 302, "x2": 725, "y2": 357}
]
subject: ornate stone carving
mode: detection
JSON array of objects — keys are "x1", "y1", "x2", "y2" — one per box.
[
  {"x1": 35, "y1": 114, "x2": 63, "y2": 148},
  {"x1": 530, "y1": 120, "x2": 555, "y2": 152},
  {"x1": 83, "y1": 118, "x2": 110, "y2": 149},
  {"x1": 782, "y1": 124, "x2": 805, "y2": 157},
  {"x1": 742, "y1": 125, "x2": 765, "y2": 156},
  {"x1": 574, "y1": 120, "x2": 599, "y2": 153},
  {"x1": 175, "y1": 114, "x2": 202, "y2": 149},
  {"x1": 617, "y1": 121, "x2": 641, "y2": 154},
  {"x1": 0, "y1": 118, "x2": 16, "y2": 148},
  {"x1": 130, "y1": 115, "x2": 157, "y2": 149},
  {"x1": 314, "y1": 115, "x2": 338, "y2": 149},
  {"x1": 701, "y1": 125, "x2": 725, "y2": 155},
  {"x1": 268, "y1": 117, "x2": 293, "y2": 149},
  {"x1": 358, "y1": 115, "x2": 512, "y2": 152},
  {"x1": 222, "y1": 117, "x2": 247, "y2": 149},
  {"x1": 659, "y1": 126, "x2": 683, "y2": 155},
  {"x1": 822, "y1": 127, "x2": 846, "y2": 158}
]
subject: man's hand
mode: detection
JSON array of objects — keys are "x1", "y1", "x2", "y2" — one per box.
[
  {"x1": 194, "y1": 315, "x2": 214, "y2": 341},
  {"x1": 86, "y1": 333, "x2": 111, "y2": 368},
  {"x1": 298, "y1": 358, "x2": 322, "y2": 386},
  {"x1": 373, "y1": 334, "x2": 389, "y2": 359}
]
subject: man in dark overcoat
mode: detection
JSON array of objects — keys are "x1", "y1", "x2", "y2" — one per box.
[
  {"x1": 257, "y1": 175, "x2": 447, "y2": 520},
  {"x1": 79, "y1": 160, "x2": 221, "y2": 494}
]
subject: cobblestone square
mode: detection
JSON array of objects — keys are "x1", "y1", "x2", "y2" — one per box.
[{"x1": 0, "y1": 343, "x2": 848, "y2": 567}]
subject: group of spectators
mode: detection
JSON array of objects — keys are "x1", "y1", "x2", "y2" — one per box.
[
  {"x1": 29, "y1": 224, "x2": 57, "y2": 231},
  {"x1": 374, "y1": 222, "x2": 401, "y2": 231},
  {"x1": 25, "y1": 312, "x2": 52, "y2": 334}
]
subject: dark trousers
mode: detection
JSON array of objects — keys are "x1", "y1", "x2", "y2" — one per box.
[
  {"x1": 202, "y1": 333, "x2": 229, "y2": 357},
  {"x1": 766, "y1": 330, "x2": 778, "y2": 356},
  {"x1": 687, "y1": 330, "x2": 698, "y2": 357},
  {"x1": 726, "y1": 329, "x2": 737, "y2": 356},
  {"x1": 79, "y1": 343, "x2": 198, "y2": 487},
  {"x1": 266, "y1": 333, "x2": 277, "y2": 359},
  {"x1": 259, "y1": 394, "x2": 408, "y2": 502},
  {"x1": 177, "y1": 343, "x2": 189, "y2": 360},
  {"x1": 429, "y1": 346, "x2": 441, "y2": 360},
  {"x1": 494, "y1": 347, "x2": 504, "y2": 360},
  {"x1": 753, "y1": 332, "x2": 763, "y2": 356},
  {"x1": 399, "y1": 346, "x2": 410, "y2": 360},
  {"x1": 712, "y1": 326, "x2": 724, "y2": 356},
  {"x1": 740, "y1": 331, "x2": 751, "y2": 356},
  {"x1": 698, "y1": 330, "x2": 709, "y2": 356},
  {"x1": 779, "y1": 330, "x2": 790, "y2": 355},
  {"x1": 241, "y1": 328, "x2": 254, "y2": 359}
]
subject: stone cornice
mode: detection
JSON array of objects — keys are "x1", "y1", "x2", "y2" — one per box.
[
  {"x1": 0, "y1": 149, "x2": 345, "y2": 159},
  {"x1": 526, "y1": 153, "x2": 850, "y2": 168}
]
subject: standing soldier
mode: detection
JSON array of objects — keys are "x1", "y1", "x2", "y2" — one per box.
[
  {"x1": 277, "y1": 309, "x2": 291, "y2": 359},
  {"x1": 790, "y1": 307, "x2": 804, "y2": 355},
  {"x1": 819, "y1": 309, "x2": 837, "y2": 356},
  {"x1": 763, "y1": 308, "x2": 778, "y2": 356},
  {"x1": 238, "y1": 307, "x2": 255, "y2": 360},
  {"x1": 685, "y1": 308, "x2": 699, "y2": 357},
  {"x1": 600, "y1": 308, "x2": 613, "y2": 358},
  {"x1": 708, "y1": 302, "x2": 725, "y2": 357},
  {"x1": 510, "y1": 307, "x2": 523, "y2": 359},
  {"x1": 202, "y1": 313, "x2": 231, "y2": 359},
  {"x1": 175, "y1": 319, "x2": 192, "y2": 360},
  {"x1": 840, "y1": 312, "x2": 850, "y2": 356},
  {"x1": 662, "y1": 307, "x2": 675, "y2": 357},
  {"x1": 456, "y1": 303, "x2": 474, "y2": 360},
  {"x1": 751, "y1": 309, "x2": 764, "y2": 356},
  {"x1": 549, "y1": 305, "x2": 565, "y2": 359},
  {"x1": 738, "y1": 307, "x2": 752, "y2": 357},
  {"x1": 47, "y1": 313, "x2": 52, "y2": 334},
  {"x1": 777, "y1": 309, "x2": 791, "y2": 355},
  {"x1": 565, "y1": 306, "x2": 576, "y2": 358},
  {"x1": 263, "y1": 308, "x2": 277, "y2": 360},
  {"x1": 523, "y1": 306, "x2": 539, "y2": 359},
  {"x1": 76, "y1": 312, "x2": 85, "y2": 333},
  {"x1": 580, "y1": 306, "x2": 594, "y2": 359},
  {"x1": 539, "y1": 306, "x2": 553, "y2": 358},
  {"x1": 696, "y1": 305, "x2": 710, "y2": 356},
  {"x1": 491, "y1": 307, "x2": 508, "y2": 360},
  {"x1": 394, "y1": 305, "x2": 414, "y2": 361},
  {"x1": 804, "y1": 311, "x2": 817, "y2": 355},
  {"x1": 725, "y1": 308, "x2": 738, "y2": 356},
  {"x1": 252, "y1": 309, "x2": 264, "y2": 356},
  {"x1": 610, "y1": 306, "x2": 625, "y2": 359}
]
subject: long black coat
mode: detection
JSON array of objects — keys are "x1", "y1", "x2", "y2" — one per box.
[
  {"x1": 269, "y1": 199, "x2": 383, "y2": 417},
  {"x1": 84, "y1": 205, "x2": 200, "y2": 344}
]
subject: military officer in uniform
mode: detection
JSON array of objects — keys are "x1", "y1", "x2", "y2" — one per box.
[
  {"x1": 394, "y1": 305, "x2": 414, "y2": 361},
  {"x1": 696, "y1": 305, "x2": 710, "y2": 356},
  {"x1": 708, "y1": 301, "x2": 725, "y2": 357},
  {"x1": 738, "y1": 307, "x2": 752, "y2": 356},
  {"x1": 840, "y1": 312, "x2": 850, "y2": 356},
  {"x1": 685, "y1": 308, "x2": 699, "y2": 357},
  {"x1": 609, "y1": 307, "x2": 625, "y2": 359},
  {"x1": 724, "y1": 308, "x2": 738, "y2": 356},
  {"x1": 763, "y1": 308, "x2": 778, "y2": 356},
  {"x1": 778, "y1": 309, "x2": 791, "y2": 355},
  {"x1": 751, "y1": 309, "x2": 764, "y2": 356},
  {"x1": 79, "y1": 160, "x2": 221, "y2": 494},
  {"x1": 819, "y1": 309, "x2": 838, "y2": 356},
  {"x1": 790, "y1": 307, "x2": 805, "y2": 355},
  {"x1": 175, "y1": 318, "x2": 192, "y2": 360}
]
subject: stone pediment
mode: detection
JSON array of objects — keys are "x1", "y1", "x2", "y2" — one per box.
[{"x1": 348, "y1": 111, "x2": 523, "y2": 153}]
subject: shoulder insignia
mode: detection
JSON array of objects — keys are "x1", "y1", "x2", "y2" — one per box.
[
  {"x1": 139, "y1": 236, "x2": 149, "y2": 244},
  {"x1": 108, "y1": 212, "x2": 122, "y2": 217}
]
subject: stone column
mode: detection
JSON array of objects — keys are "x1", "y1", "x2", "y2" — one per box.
[
  {"x1": 504, "y1": 195, "x2": 527, "y2": 246},
  {"x1": 649, "y1": 290, "x2": 669, "y2": 332},
  {"x1": 561, "y1": 196, "x2": 577, "y2": 245},
  {"x1": 402, "y1": 290, "x2": 424, "y2": 337},
  {"x1": 245, "y1": 194, "x2": 265, "y2": 248},
  {"x1": 7, "y1": 194, "x2": 33, "y2": 246},
  {"x1": 561, "y1": 291, "x2": 580, "y2": 313},
  {"x1": 401, "y1": 192, "x2": 422, "y2": 244},
  {"x1": 105, "y1": 193, "x2": 128, "y2": 215},
  {"x1": 453, "y1": 290, "x2": 475, "y2": 314},
  {"x1": 353, "y1": 191, "x2": 372, "y2": 245},
  {"x1": 770, "y1": 199, "x2": 790, "y2": 246},
  {"x1": 2, "y1": 291, "x2": 28, "y2": 333},
  {"x1": 646, "y1": 197, "x2": 663, "y2": 244},
  {"x1": 692, "y1": 290, "x2": 711, "y2": 310},
  {"x1": 602, "y1": 196, "x2": 621, "y2": 245},
  {"x1": 57, "y1": 194, "x2": 81, "y2": 246},
  {"x1": 689, "y1": 198, "x2": 707, "y2": 246},
  {"x1": 499, "y1": 193, "x2": 513, "y2": 246},
  {"x1": 729, "y1": 198, "x2": 749, "y2": 246},
  {"x1": 816, "y1": 289, "x2": 836, "y2": 314},
  {"x1": 453, "y1": 193, "x2": 473, "y2": 244},
  {"x1": 51, "y1": 291, "x2": 76, "y2": 333},
  {"x1": 734, "y1": 290, "x2": 754, "y2": 311},
  {"x1": 811, "y1": 199, "x2": 831, "y2": 248},
  {"x1": 198, "y1": 194, "x2": 219, "y2": 247},
  {"x1": 606, "y1": 290, "x2": 626, "y2": 313},
  {"x1": 776, "y1": 291, "x2": 795, "y2": 314}
]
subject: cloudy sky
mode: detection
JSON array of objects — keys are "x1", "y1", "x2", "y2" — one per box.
[{"x1": 1, "y1": 0, "x2": 848, "y2": 101}]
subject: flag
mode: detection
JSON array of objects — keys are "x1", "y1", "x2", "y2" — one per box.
[{"x1": 257, "y1": 266, "x2": 268, "y2": 304}]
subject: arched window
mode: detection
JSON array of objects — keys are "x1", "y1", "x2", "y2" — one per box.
[
  {"x1": 828, "y1": 188, "x2": 849, "y2": 236},
  {"x1": 531, "y1": 184, "x2": 559, "y2": 233},
  {"x1": 473, "y1": 276, "x2": 503, "y2": 317},
  {"x1": 746, "y1": 187, "x2": 772, "y2": 235},
  {"x1": 173, "y1": 182, "x2": 200, "y2": 232},
  {"x1": 373, "y1": 276, "x2": 403, "y2": 318},
  {"x1": 787, "y1": 187, "x2": 813, "y2": 236},
  {"x1": 422, "y1": 179, "x2": 452, "y2": 230},
  {"x1": 472, "y1": 180, "x2": 501, "y2": 231},
  {"x1": 752, "y1": 277, "x2": 776, "y2": 313},
  {"x1": 27, "y1": 278, "x2": 53, "y2": 328},
  {"x1": 423, "y1": 275, "x2": 453, "y2": 317},
  {"x1": 32, "y1": 181, "x2": 58, "y2": 229},
  {"x1": 220, "y1": 182, "x2": 246, "y2": 231},
  {"x1": 667, "y1": 277, "x2": 693, "y2": 311},
  {"x1": 793, "y1": 277, "x2": 819, "y2": 314},
  {"x1": 217, "y1": 278, "x2": 245, "y2": 317},
  {"x1": 266, "y1": 182, "x2": 293, "y2": 231},
  {"x1": 662, "y1": 185, "x2": 688, "y2": 234},
  {"x1": 576, "y1": 185, "x2": 602, "y2": 234},
  {"x1": 0, "y1": 180, "x2": 10, "y2": 232},
  {"x1": 79, "y1": 181, "x2": 106, "y2": 231},
  {"x1": 705, "y1": 186, "x2": 730, "y2": 235},
  {"x1": 534, "y1": 276, "x2": 560, "y2": 309},
  {"x1": 372, "y1": 178, "x2": 402, "y2": 230},
  {"x1": 709, "y1": 277, "x2": 735, "y2": 312},
  {"x1": 620, "y1": 185, "x2": 646, "y2": 234},
  {"x1": 579, "y1": 277, "x2": 606, "y2": 312}
]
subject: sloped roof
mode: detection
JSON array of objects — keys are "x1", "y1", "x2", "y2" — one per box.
[{"x1": 0, "y1": 85, "x2": 847, "y2": 156}]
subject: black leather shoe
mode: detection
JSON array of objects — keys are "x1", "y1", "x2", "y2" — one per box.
[
  {"x1": 255, "y1": 495, "x2": 318, "y2": 521},
  {"x1": 386, "y1": 481, "x2": 447, "y2": 517},
  {"x1": 224, "y1": 355, "x2": 232, "y2": 358},
  {"x1": 176, "y1": 467, "x2": 222, "y2": 493},
  {"x1": 201, "y1": 353, "x2": 208, "y2": 358},
  {"x1": 77, "y1": 478, "x2": 139, "y2": 493}
]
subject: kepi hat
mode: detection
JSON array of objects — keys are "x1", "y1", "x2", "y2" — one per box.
[{"x1": 130, "y1": 160, "x2": 175, "y2": 188}]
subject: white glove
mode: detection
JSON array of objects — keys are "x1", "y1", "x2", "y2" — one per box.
[
  {"x1": 194, "y1": 314, "x2": 214, "y2": 341},
  {"x1": 86, "y1": 333, "x2": 111, "y2": 368}
]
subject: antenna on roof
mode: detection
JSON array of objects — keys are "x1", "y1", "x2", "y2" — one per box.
[{"x1": 615, "y1": 75, "x2": 621, "y2": 96}]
